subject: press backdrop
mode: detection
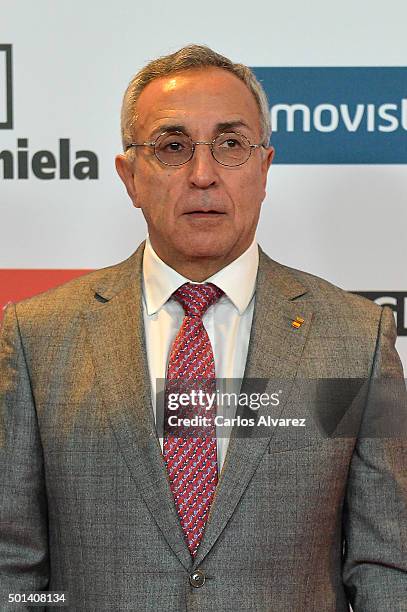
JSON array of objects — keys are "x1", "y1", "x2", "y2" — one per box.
[{"x1": 1, "y1": 0, "x2": 406, "y2": 369}]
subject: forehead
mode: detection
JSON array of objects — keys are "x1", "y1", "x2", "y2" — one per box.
[{"x1": 134, "y1": 67, "x2": 262, "y2": 137}]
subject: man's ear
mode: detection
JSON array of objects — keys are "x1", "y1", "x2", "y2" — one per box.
[
  {"x1": 115, "y1": 154, "x2": 139, "y2": 208},
  {"x1": 263, "y1": 146, "x2": 275, "y2": 171},
  {"x1": 261, "y1": 146, "x2": 275, "y2": 189}
]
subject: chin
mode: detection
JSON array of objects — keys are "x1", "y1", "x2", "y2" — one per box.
[
  {"x1": 182, "y1": 245, "x2": 226, "y2": 260},
  {"x1": 176, "y1": 237, "x2": 227, "y2": 259}
]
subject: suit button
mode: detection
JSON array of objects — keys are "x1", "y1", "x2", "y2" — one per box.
[{"x1": 189, "y1": 569, "x2": 206, "y2": 588}]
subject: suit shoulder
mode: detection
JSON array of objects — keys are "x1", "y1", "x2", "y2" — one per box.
[
  {"x1": 260, "y1": 249, "x2": 383, "y2": 335},
  {"x1": 12, "y1": 249, "x2": 140, "y2": 326},
  {"x1": 286, "y1": 263, "x2": 380, "y2": 314}
]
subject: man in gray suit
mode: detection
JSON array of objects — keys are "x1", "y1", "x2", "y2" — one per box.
[{"x1": 1, "y1": 45, "x2": 406, "y2": 611}]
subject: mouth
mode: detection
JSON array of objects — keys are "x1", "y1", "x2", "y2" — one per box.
[{"x1": 184, "y1": 210, "x2": 226, "y2": 218}]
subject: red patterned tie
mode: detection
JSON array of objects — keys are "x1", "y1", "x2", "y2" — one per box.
[{"x1": 163, "y1": 282, "x2": 223, "y2": 556}]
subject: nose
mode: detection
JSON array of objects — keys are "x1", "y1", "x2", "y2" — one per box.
[{"x1": 187, "y1": 143, "x2": 219, "y2": 189}]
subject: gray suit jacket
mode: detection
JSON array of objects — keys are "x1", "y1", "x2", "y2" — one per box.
[{"x1": 1, "y1": 243, "x2": 406, "y2": 611}]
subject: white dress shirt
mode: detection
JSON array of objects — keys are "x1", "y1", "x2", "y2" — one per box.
[{"x1": 142, "y1": 236, "x2": 258, "y2": 474}]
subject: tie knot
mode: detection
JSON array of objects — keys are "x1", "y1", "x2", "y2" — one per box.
[{"x1": 173, "y1": 283, "x2": 223, "y2": 317}]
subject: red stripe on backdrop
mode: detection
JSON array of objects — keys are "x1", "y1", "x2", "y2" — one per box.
[{"x1": 0, "y1": 269, "x2": 91, "y2": 321}]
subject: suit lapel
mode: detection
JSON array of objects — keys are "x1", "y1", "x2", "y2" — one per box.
[
  {"x1": 192, "y1": 248, "x2": 314, "y2": 569},
  {"x1": 83, "y1": 244, "x2": 193, "y2": 571}
]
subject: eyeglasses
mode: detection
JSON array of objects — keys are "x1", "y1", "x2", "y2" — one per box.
[{"x1": 125, "y1": 130, "x2": 266, "y2": 167}]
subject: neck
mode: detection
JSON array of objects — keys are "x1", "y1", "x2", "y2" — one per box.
[{"x1": 170, "y1": 259, "x2": 231, "y2": 282}]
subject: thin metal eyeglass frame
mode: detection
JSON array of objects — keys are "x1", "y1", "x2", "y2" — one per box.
[{"x1": 125, "y1": 130, "x2": 266, "y2": 167}]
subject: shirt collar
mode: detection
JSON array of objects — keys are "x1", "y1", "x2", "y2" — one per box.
[{"x1": 142, "y1": 236, "x2": 259, "y2": 316}]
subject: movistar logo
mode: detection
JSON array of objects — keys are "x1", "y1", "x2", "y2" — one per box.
[
  {"x1": 252, "y1": 67, "x2": 407, "y2": 164},
  {"x1": 271, "y1": 100, "x2": 407, "y2": 133}
]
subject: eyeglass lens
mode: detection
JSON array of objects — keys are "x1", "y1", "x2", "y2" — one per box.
[{"x1": 154, "y1": 132, "x2": 251, "y2": 166}]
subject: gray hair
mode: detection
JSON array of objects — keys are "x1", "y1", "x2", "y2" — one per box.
[{"x1": 120, "y1": 44, "x2": 271, "y2": 151}]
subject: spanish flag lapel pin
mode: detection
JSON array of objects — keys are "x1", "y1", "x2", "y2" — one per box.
[{"x1": 291, "y1": 316, "x2": 305, "y2": 329}]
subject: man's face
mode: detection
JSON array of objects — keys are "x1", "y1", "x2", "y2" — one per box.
[{"x1": 116, "y1": 67, "x2": 274, "y2": 270}]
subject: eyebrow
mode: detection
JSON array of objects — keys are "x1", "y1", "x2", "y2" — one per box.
[
  {"x1": 148, "y1": 125, "x2": 186, "y2": 141},
  {"x1": 147, "y1": 120, "x2": 252, "y2": 141},
  {"x1": 215, "y1": 120, "x2": 251, "y2": 133}
]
